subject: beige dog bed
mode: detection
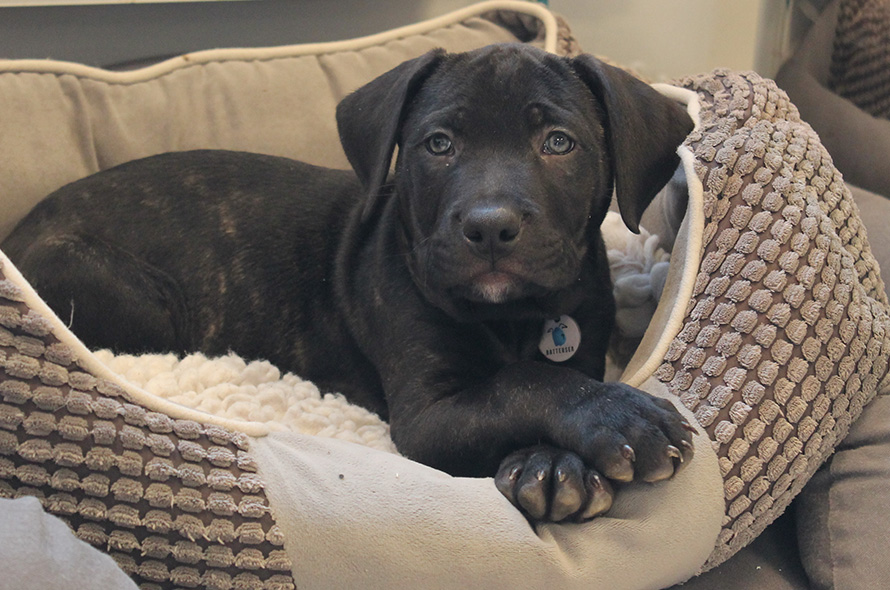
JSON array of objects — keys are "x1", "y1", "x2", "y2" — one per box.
[{"x1": 1, "y1": 2, "x2": 888, "y2": 589}]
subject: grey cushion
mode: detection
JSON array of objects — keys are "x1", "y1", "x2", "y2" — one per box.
[{"x1": 828, "y1": 0, "x2": 890, "y2": 118}]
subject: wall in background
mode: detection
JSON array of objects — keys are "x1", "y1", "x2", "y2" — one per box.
[
  {"x1": 552, "y1": 1, "x2": 761, "y2": 81},
  {"x1": 421, "y1": 0, "x2": 762, "y2": 81},
  {"x1": 0, "y1": 0, "x2": 764, "y2": 80},
  {"x1": 0, "y1": 1, "x2": 437, "y2": 67}
]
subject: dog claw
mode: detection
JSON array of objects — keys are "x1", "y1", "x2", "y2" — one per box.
[
  {"x1": 621, "y1": 444, "x2": 636, "y2": 463},
  {"x1": 603, "y1": 451, "x2": 634, "y2": 482},
  {"x1": 578, "y1": 471, "x2": 614, "y2": 520},
  {"x1": 590, "y1": 473, "x2": 604, "y2": 490},
  {"x1": 674, "y1": 439, "x2": 695, "y2": 474},
  {"x1": 597, "y1": 445, "x2": 635, "y2": 482},
  {"x1": 667, "y1": 445, "x2": 683, "y2": 463},
  {"x1": 680, "y1": 420, "x2": 699, "y2": 435}
]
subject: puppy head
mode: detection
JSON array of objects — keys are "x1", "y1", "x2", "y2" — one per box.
[{"x1": 337, "y1": 44, "x2": 693, "y2": 316}]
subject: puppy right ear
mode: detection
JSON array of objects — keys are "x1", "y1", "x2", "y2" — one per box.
[
  {"x1": 571, "y1": 55, "x2": 693, "y2": 234},
  {"x1": 336, "y1": 49, "x2": 445, "y2": 222}
]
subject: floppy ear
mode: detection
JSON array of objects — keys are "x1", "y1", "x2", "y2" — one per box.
[
  {"x1": 336, "y1": 49, "x2": 446, "y2": 222},
  {"x1": 571, "y1": 55, "x2": 694, "y2": 233}
]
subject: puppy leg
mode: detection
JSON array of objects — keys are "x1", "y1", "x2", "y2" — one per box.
[{"x1": 9, "y1": 234, "x2": 190, "y2": 354}]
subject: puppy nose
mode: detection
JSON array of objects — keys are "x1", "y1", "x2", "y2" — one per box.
[{"x1": 461, "y1": 205, "x2": 523, "y2": 259}]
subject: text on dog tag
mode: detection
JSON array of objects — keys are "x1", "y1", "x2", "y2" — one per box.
[{"x1": 539, "y1": 315, "x2": 581, "y2": 362}]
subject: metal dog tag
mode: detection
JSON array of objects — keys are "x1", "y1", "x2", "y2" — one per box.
[{"x1": 539, "y1": 315, "x2": 581, "y2": 362}]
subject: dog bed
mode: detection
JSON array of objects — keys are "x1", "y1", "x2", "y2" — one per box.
[{"x1": 1, "y1": 1, "x2": 888, "y2": 589}]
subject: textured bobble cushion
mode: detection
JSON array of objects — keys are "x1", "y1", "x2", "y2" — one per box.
[
  {"x1": 828, "y1": 0, "x2": 890, "y2": 118},
  {"x1": 633, "y1": 69, "x2": 890, "y2": 569},
  {"x1": 1, "y1": 1, "x2": 889, "y2": 588}
]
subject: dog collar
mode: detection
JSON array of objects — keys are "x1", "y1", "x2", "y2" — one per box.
[{"x1": 539, "y1": 315, "x2": 581, "y2": 362}]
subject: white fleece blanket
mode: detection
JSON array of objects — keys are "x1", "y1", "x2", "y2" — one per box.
[{"x1": 95, "y1": 211, "x2": 668, "y2": 444}]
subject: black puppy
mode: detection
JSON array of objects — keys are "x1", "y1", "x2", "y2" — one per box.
[{"x1": 2, "y1": 44, "x2": 695, "y2": 523}]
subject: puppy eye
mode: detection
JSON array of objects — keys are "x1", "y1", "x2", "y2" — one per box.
[
  {"x1": 543, "y1": 131, "x2": 575, "y2": 155},
  {"x1": 426, "y1": 133, "x2": 454, "y2": 156}
]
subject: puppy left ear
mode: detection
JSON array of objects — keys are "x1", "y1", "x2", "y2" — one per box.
[
  {"x1": 571, "y1": 55, "x2": 694, "y2": 233},
  {"x1": 336, "y1": 49, "x2": 446, "y2": 222}
]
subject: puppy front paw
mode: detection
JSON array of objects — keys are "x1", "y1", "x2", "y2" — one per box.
[
  {"x1": 565, "y1": 383, "x2": 696, "y2": 485},
  {"x1": 494, "y1": 445, "x2": 613, "y2": 523}
]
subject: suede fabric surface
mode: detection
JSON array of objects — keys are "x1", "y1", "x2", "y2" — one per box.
[{"x1": 250, "y1": 405, "x2": 720, "y2": 590}]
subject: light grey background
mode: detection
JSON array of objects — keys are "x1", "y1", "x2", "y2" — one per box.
[{"x1": 0, "y1": 0, "x2": 774, "y2": 80}]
